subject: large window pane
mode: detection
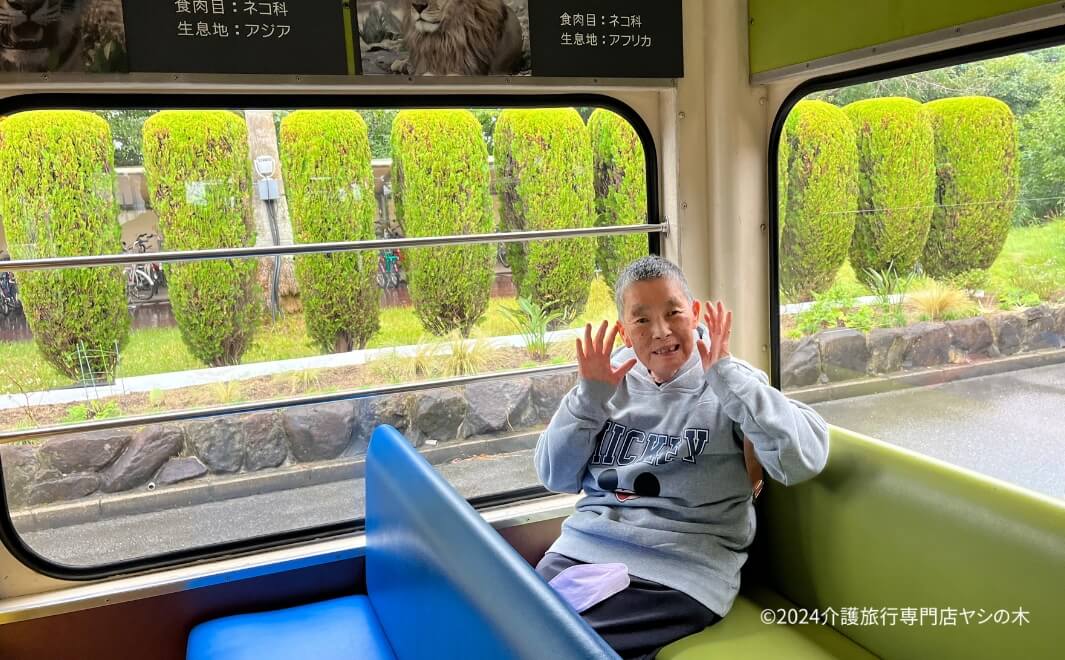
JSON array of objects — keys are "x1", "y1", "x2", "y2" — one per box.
[
  {"x1": 0, "y1": 102, "x2": 653, "y2": 568},
  {"x1": 776, "y1": 47, "x2": 1065, "y2": 500}
]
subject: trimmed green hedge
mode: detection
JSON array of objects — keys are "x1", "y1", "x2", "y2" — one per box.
[
  {"x1": 142, "y1": 111, "x2": 260, "y2": 366},
  {"x1": 777, "y1": 119, "x2": 791, "y2": 232},
  {"x1": 843, "y1": 97, "x2": 935, "y2": 279},
  {"x1": 588, "y1": 109, "x2": 647, "y2": 288},
  {"x1": 779, "y1": 100, "x2": 859, "y2": 297},
  {"x1": 279, "y1": 111, "x2": 379, "y2": 351},
  {"x1": 922, "y1": 97, "x2": 1019, "y2": 277},
  {"x1": 391, "y1": 110, "x2": 494, "y2": 336},
  {"x1": 494, "y1": 109, "x2": 596, "y2": 322},
  {"x1": 0, "y1": 111, "x2": 129, "y2": 380}
]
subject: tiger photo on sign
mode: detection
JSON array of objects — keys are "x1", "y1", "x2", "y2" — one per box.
[
  {"x1": 0, "y1": 0, "x2": 126, "y2": 73},
  {"x1": 357, "y1": 0, "x2": 530, "y2": 76}
]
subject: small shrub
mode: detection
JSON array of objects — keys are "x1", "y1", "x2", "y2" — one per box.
[
  {"x1": 443, "y1": 333, "x2": 490, "y2": 376},
  {"x1": 587, "y1": 108, "x2": 648, "y2": 285},
  {"x1": 280, "y1": 111, "x2": 379, "y2": 352},
  {"x1": 779, "y1": 100, "x2": 859, "y2": 297},
  {"x1": 948, "y1": 269, "x2": 992, "y2": 292},
  {"x1": 792, "y1": 281, "x2": 886, "y2": 335},
  {"x1": 64, "y1": 399, "x2": 121, "y2": 424},
  {"x1": 278, "y1": 368, "x2": 323, "y2": 395},
  {"x1": 864, "y1": 266, "x2": 915, "y2": 321},
  {"x1": 368, "y1": 350, "x2": 413, "y2": 384},
  {"x1": 843, "y1": 98, "x2": 936, "y2": 281},
  {"x1": 412, "y1": 338, "x2": 442, "y2": 379},
  {"x1": 209, "y1": 380, "x2": 245, "y2": 405},
  {"x1": 907, "y1": 281, "x2": 976, "y2": 320},
  {"x1": 142, "y1": 111, "x2": 260, "y2": 367},
  {"x1": 500, "y1": 297, "x2": 562, "y2": 361},
  {"x1": 0, "y1": 111, "x2": 130, "y2": 380},
  {"x1": 998, "y1": 288, "x2": 1042, "y2": 310},
  {"x1": 794, "y1": 285, "x2": 858, "y2": 335},
  {"x1": 846, "y1": 306, "x2": 875, "y2": 333},
  {"x1": 921, "y1": 97, "x2": 1019, "y2": 278},
  {"x1": 495, "y1": 109, "x2": 596, "y2": 322}
]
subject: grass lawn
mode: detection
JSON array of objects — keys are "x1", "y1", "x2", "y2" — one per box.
[
  {"x1": 0, "y1": 277, "x2": 619, "y2": 396},
  {"x1": 781, "y1": 219, "x2": 1065, "y2": 339},
  {"x1": 985, "y1": 218, "x2": 1065, "y2": 301},
  {"x1": 825, "y1": 218, "x2": 1065, "y2": 303}
]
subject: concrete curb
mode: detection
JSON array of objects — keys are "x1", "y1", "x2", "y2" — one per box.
[
  {"x1": 789, "y1": 348, "x2": 1065, "y2": 404},
  {"x1": 0, "y1": 328, "x2": 583, "y2": 410},
  {"x1": 12, "y1": 430, "x2": 540, "y2": 533}
]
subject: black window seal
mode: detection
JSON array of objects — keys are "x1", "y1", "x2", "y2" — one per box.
[
  {"x1": 769, "y1": 23, "x2": 1065, "y2": 388},
  {"x1": 0, "y1": 90, "x2": 658, "y2": 581}
]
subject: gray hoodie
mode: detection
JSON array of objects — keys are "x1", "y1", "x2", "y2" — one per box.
[{"x1": 534, "y1": 341, "x2": 829, "y2": 616}]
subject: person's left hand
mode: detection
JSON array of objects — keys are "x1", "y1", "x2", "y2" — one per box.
[{"x1": 696, "y1": 300, "x2": 732, "y2": 372}]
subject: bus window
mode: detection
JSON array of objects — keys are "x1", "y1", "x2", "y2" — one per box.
[
  {"x1": 775, "y1": 45, "x2": 1065, "y2": 501},
  {"x1": 0, "y1": 101, "x2": 659, "y2": 570}
]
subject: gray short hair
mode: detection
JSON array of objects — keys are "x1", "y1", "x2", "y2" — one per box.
[{"x1": 614, "y1": 255, "x2": 693, "y2": 318}]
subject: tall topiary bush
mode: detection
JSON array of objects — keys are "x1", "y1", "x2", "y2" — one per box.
[
  {"x1": 0, "y1": 111, "x2": 129, "y2": 380},
  {"x1": 922, "y1": 97, "x2": 1018, "y2": 278},
  {"x1": 843, "y1": 97, "x2": 935, "y2": 280},
  {"x1": 587, "y1": 108, "x2": 647, "y2": 288},
  {"x1": 777, "y1": 120, "x2": 791, "y2": 233},
  {"x1": 142, "y1": 111, "x2": 259, "y2": 367},
  {"x1": 494, "y1": 108, "x2": 596, "y2": 322},
  {"x1": 279, "y1": 111, "x2": 379, "y2": 351},
  {"x1": 391, "y1": 110, "x2": 494, "y2": 336},
  {"x1": 779, "y1": 100, "x2": 859, "y2": 298}
]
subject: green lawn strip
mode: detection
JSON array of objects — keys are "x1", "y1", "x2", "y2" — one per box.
[{"x1": 0, "y1": 278, "x2": 618, "y2": 396}]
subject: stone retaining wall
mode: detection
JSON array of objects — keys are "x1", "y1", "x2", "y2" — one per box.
[
  {"x1": 782, "y1": 305, "x2": 1065, "y2": 389},
  {"x1": 0, "y1": 371, "x2": 577, "y2": 509}
]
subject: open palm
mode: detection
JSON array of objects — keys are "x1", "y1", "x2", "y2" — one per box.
[
  {"x1": 577, "y1": 321, "x2": 637, "y2": 387},
  {"x1": 697, "y1": 300, "x2": 732, "y2": 372}
]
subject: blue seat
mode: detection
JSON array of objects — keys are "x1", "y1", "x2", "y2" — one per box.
[
  {"x1": 186, "y1": 596, "x2": 395, "y2": 660},
  {"x1": 187, "y1": 424, "x2": 617, "y2": 660}
]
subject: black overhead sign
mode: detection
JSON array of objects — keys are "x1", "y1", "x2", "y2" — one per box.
[
  {"x1": 527, "y1": 0, "x2": 684, "y2": 78},
  {"x1": 121, "y1": 0, "x2": 350, "y2": 75},
  {"x1": 0, "y1": 0, "x2": 682, "y2": 79}
]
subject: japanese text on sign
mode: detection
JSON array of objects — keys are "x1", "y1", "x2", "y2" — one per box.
[
  {"x1": 174, "y1": 0, "x2": 291, "y2": 39},
  {"x1": 559, "y1": 13, "x2": 650, "y2": 47}
]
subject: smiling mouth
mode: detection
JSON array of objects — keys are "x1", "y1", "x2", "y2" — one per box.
[
  {"x1": 652, "y1": 344, "x2": 680, "y2": 356},
  {"x1": 614, "y1": 490, "x2": 640, "y2": 502}
]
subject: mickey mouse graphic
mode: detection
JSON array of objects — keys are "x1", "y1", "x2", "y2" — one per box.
[{"x1": 595, "y1": 467, "x2": 661, "y2": 502}]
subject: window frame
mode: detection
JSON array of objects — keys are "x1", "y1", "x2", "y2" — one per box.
[
  {"x1": 0, "y1": 91, "x2": 660, "y2": 580},
  {"x1": 768, "y1": 24, "x2": 1065, "y2": 387}
]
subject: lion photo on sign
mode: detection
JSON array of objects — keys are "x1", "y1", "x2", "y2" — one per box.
[{"x1": 357, "y1": 0, "x2": 530, "y2": 76}]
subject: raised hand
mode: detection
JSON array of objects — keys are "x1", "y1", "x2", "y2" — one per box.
[
  {"x1": 576, "y1": 320, "x2": 638, "y2": 388},
  {"x1": 697, "y1": 300, "x2": 732, "y2": 372}
]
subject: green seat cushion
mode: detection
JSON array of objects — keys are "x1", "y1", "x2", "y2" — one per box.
[{"x1": 658, "y1": 585, "x2": 877, "y2": 659}]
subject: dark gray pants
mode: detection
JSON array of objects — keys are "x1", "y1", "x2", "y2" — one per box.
[{"x1": 536, "y1": 552, "x2": 721, "y2": 660}]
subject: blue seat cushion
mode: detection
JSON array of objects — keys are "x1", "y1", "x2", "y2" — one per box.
[{"x1": 186, "y1": 595, "x2": 395, "y2": 660}]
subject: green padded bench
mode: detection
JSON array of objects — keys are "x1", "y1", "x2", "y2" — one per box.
[{"x1": 657, "y1": 426, "x2": 1065, "y2": 659}]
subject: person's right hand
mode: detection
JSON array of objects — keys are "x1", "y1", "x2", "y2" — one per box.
[{"x1": 577, "y1": 321, "x2": 637, "y2": 388}]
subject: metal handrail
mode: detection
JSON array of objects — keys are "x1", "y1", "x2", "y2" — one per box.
[
  {"x1": 1, "y1": 224, "x2": 666, "y2": 272},
  {"x1": 0, "y1": 363, "x2": 578, "y2": 445}
]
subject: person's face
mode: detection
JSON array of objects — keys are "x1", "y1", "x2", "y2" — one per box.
[{"x1": 618, "y1": 278, "x2": 700, "y2": 383}]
